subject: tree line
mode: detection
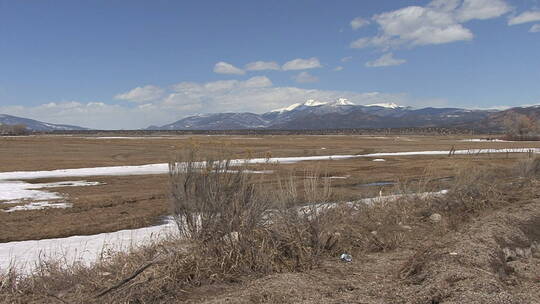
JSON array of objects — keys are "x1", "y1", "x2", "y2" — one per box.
[{"x1": 0, "y1": 124, "x2": 29, "y2": 136}]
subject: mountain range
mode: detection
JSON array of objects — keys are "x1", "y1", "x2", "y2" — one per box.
[
  {"x1": 2, "y1": 99, "x2": 539, "y2": 132},
  {"x1": 0, "y1": 114, "x2": 88, "y2": 131},
  {"x1": 149, "y1": 99, "x2": 507, "y2": 131}
]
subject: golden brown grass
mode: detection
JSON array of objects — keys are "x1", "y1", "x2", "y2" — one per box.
[{"x1": 3, "y1": 154, "x2": 539, "y2": 303}]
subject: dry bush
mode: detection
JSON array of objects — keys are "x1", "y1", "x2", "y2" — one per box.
[
  {"x1": 0, "y1": 124, "x2": 29, "y2": 136},
  {"x1": 515, "y1": 157, "x2": 540, "y2": 178},
  {"x1": 168, "y1": 149, "x2": 342, "y2": 282},
  {"x1": 503, "y1": 112, "x2": 540, "y2": 140},
  {"x1": 427, "y1": 164, "x2": 505, "y2": 228}
]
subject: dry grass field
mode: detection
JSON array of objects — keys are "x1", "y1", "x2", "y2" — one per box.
[
  {"x1": 1, "y1": 134, "x2": 539, "y2": 242},
  {"x1": 1, "y1": 134, "x2": 540, "y2": 303}
]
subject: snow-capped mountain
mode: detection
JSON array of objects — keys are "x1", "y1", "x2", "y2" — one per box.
[
  {"x1": 0, "y1": 114, "x2": 88, "y2": 131},
  {"x1": 270, "y1": 98, "x2": 355, "y2": 113},
  {"x1": 149, "y1": 98, "x2": 506, "y2": 130},
  {"x1": 365, "y1": 102, "x2": 401, "y2": 109}
]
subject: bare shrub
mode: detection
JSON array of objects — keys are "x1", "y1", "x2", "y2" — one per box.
[
  {"x1": 168, "y1": 149, "x2": 340, "y2": 279},
  {"x1": 516, "y1": 157, "x2": 540, "y2": 178},
  {"x1": 503, "y1": 113, "x2": 540, "y2": 140},
  {"x1": 169, "y1": 149, "x2": 270, "y2": 242},
  {"x1": 428, "y1": 165, "x2": 504, "y2": 228},
  {"x1": 0, "y1": 124, "x2": 29, "y2": 136}
]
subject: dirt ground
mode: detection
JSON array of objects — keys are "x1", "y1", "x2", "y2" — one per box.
[
  {"x1": 178, "y1": 183, "x2": 540, "y2": 304},
  {"x1": 1, "y1": 134, "x2": 539, "y2": 242}
]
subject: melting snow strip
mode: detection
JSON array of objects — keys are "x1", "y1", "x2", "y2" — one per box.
[
  {"x1": 0, "y1": 190, "x2": 448, "y2": 275},
  {"x1": 0, "y1": 148, "x2": 538, "y2": 181},
  {"x1": 3, "y1": 202, "x2": 73, "y2": 213},
  {"x1": 0, "y1": 181, "x2": 102, "y2": 205},
  {"x1": 0, "y1": 219, "x2": 177, "y2": 274}
]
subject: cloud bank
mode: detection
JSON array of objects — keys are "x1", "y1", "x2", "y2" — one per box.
[{"x1": 0, "y1": 77, "x2": 416, "y2": 129}]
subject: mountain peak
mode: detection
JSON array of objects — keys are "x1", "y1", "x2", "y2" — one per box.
[
  {"x1": 366, "y1": 102, "x2": 401, "y2": 109},
  {"x1": 303, "y1": 99, "x2": 327, "y2": 107},
  {"x1": 332, "y1": 98, "x2": 355, "y2": 106},
  {"x1": 270, "y1": 98, "x2": 355, "y2": 113}
]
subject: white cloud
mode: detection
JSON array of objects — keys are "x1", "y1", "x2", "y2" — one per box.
[
  {"x1": 456, "y1": 0, "x2": 511, "y2": 22},
  {"x1": 292, "y1": 72, "x2": 319, "y2": 83},
  {"x1": 341, "y1": 56, "x2": 353, "y2": 62},
  {"x1": 333, "y1": 66, "x2": 344, "y2": 71},
  {"x1": 351, "y1": 0, "x2": 511, "y2": 51},
  {"x1": 428, "y1": 0, "x2": 461, "y2": 12},
  {"x1": 508, "y1": 11, "x2": 540, "y2": 25},
  {"x1": 213, "y1": 61, "x2": 245, "y2": 75},
  {"x1": 2, "y1": 77, "x2": 420, "y2": 129},
  {"x1": 244, "y1": 61, "x2": 280, "y2": 71},
  {"x1": 242, "y1": 76, "x2": 274, "y2": 88},
  {"x1": 114, "y1": 85, "x2": 164, "y2": 103},
  {"x1": 365, "y1": 53, "x2": 406, "y2": 67},
  {"x1": 0, "y1": 101, "x2": 167, "y2": 130},
  {"x1": 350, "y1": 17, "x2": 370, "y2": 30},
  {"x1": 530, "y1": 24, "x2": 540, "y2": 32},
  {"x1": 282, "y1": 57, "x2": 322, "y2": 71}
]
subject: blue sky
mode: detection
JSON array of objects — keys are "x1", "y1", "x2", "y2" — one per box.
[{"x1": 1, "y1": 0, "x2": 539, "y2": 129}]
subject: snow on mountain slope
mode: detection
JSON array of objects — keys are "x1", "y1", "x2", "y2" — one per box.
[
  {"x1": 270, "y1": 98, "x2": 355, "y2": 113},
  {"x1": 270, "y1": 103, "x2": 303, "y2": 113},
  {"x1": 365, "y1": 102, "x2": 401, "y2": 109},
  {"x1": 149, "y1": 98, "x2": 516, "y2": 130}
]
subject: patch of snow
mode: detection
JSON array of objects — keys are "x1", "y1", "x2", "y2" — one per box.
[
  {"x1": 0, "y1": 219, "x2": 176, "y2": 274},
  {"x1": 88, "y1": 137, "x2": 170, "y2": 140},
  {"x1": 2, "y1": 189, "x2": 450, "y2": 274},
  {"x1": 1, "y1": 149, "x2": 539, "y2": 181},
  {"x1": 372, "y1": 159, "x2": 386, "y2": 162},
  {"x1": 328, "y1": 175, "x2": 349, "y2": 179},
  {"x1": 3, "y1": 202, "x2": 72, "y2": 213},
  {"x1": 0, "y1": 181, "x2": 101, "y2": 203},
  {"x1": 362, "y1": 148, "x2": 540, "y2": 158},
  {"x1": 0, "y1": 181, "x2": 63, "y2": 202},
  {"x1": 332, "y1": 98, "x2": 355, "y2": 106},
  {"x1": 366, "y1": 102, "x2": 401, "y2": 109},
  {"x1": 303, "y1": 99, "x2": 327, "y2": 107},
  {"x1": 270, "y1": 103, "x2": 302, "y2": 113},
  {"x1": 461, "y1": 139, "x2": 509, "y2": 142},
  {"x1": 270, "y1": 98, "x2": 346, "y2": 113},
  {"x1": 298, "y1": 190, "x2": 449, "y2": 214}
]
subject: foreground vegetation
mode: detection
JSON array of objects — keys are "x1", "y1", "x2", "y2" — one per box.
[{"x1": 1, "y1": 152, "x2": 540, "y2": 303}]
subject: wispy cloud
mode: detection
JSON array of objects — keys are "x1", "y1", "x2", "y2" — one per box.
[
  {"x1": 213, "y1": 61, "x2": 245, "y2": 75},
  {"x1": 365, "y1": 53, "x2": 406, "y2": 67},
  {"x1": 244, "y1": 61, "x2": 280, "y2": 71},
  {"x1": 292, "y1": 71, "x2": 319, "y2": 83},
  {"x1": 350, "y1": 17, "x2": 370, "y2": 30},
  {"x1": 282, "y1": 57, "x2": 322, "y2": 71},
  {"x1": 508, "y1": 11, "x2": 540, "y2": 25},
  {"x1": 115, "y1": 85, "x2": 164, "y2": 103}
]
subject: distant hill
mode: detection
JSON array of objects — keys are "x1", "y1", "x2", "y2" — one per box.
[
  {"x1": 0, "y1": 114, "x2": 88, "y2": 131},
  {"x1": 464, "y1": 106, "x2": 540, "y2": 133},
  {"x1": 149, "y1": 99, "x2": 509, "y2": 131}
]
